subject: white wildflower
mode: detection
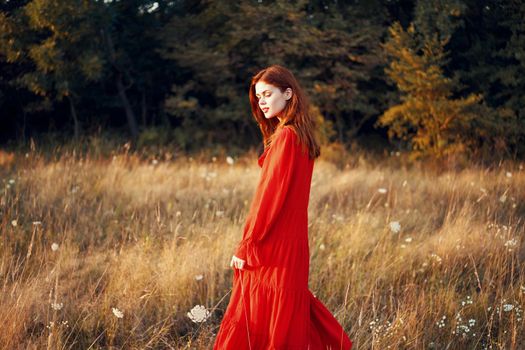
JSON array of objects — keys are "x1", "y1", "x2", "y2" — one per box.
[
  {"x1": 499, "y1": 194, "x2": 507, "y2": 203},
  {"x1": 404, "y1": 237, "x2": 412, "y2": 243},
  {"x1": 504, "y1": 238, "x2": 518, "y2": 251},
  {"x1": 195, "y1": 274, "x2": 204, "y2": 281},
  {"x1": 506, "y1": 172, "x2": 512, "y2": 178},
  {"x1": 176, "y1": 211, "x2": 181, "y2": 217},
  {"x1": 430, "y1": 253, "x2": 442, "y2": 263},
  {"x1": 226, "y1": 156, "x2": 234, "y2": 165},
  {"x1": 212, "y1": 156, "x2": 217, "y2": 162},
  {"x1": 51, "y1": 302, "x2": 63, "y2": 311},
  {"x1": 51, "y1": 243, "x2": 59, "y2": 252},
  {"x1": 436, "y1": 315, "x2": 446, "y2": 328},
  {"x1": 8, "y1": 179, "x2": 15, "y2": 184},
  {"x1": 151, "y1": 159, "x2": 158, "y2": 165},
  {"x1": 503, "y1": 304, "x2": 514, "y2": 312},
  {"x1": 319, "y1": 243, "x2": 326, "y2": 251},
  {"x1": 112, "y1": 307, "x2": 124, "y2": 318},
  {"x1": 187, "y1": 305, "x2": 211, "y2": 323},
  {"x1": 215, "y1": 210, "x2": 224, "y2": 217},
  {"x1": 11, "y1": 220, "x2": 17, "y2": 227},
  {"x1": 389, "y1": 221, "x2": 401, "y2": 233},
  {"x1": 461, "y1": 296, "x2": 473, "y2": 306},
  {"x1": 33, "y1": 221, "x2": 42, "y2": 226},
  {"x1": 455, "y1": 324, "x2": 470, "y2": 334},
  {"x1": 378, "y1": 188, "x2": 387, "y2": 194}
]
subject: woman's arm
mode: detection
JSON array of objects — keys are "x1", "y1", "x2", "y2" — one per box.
[{"x1": 234, "y1": 127, "x2": 299, "y2": 266}]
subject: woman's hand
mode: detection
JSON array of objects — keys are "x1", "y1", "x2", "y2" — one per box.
[{"x1": 230, "y1": 255, "x2": 246, "y2": 270}]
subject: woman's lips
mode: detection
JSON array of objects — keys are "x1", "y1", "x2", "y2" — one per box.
[{"x1": 262, "y1": 107, "x2": 269, "y2": 113}]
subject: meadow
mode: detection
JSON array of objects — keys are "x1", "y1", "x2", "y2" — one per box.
[{"x1": 0, "y1": 140, "x2": 524, "y2": 349}]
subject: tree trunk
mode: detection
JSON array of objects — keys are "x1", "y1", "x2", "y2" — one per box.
[
  {"x1": 116, "y1": 72, "x2": 139, "y2": 139},
  {"x1": 159, "y1": 104, "x2": 170, "y2": 127},
  {"x1": 141, "y1": 89, "x2": 147, "y2": 127},
  {"x1": 67, "y1": 95, "x2": 80, "y2": 140},
  {"x1": 335, "y1": 113, "x2": 344, "y2": 143},
  {"x1": 101, "y1": 28, "x2": 139, "y2": 140},
  {"x1": 347, "y1": 112, "x2": 374, "y2": 139},
  {"x1": 16, "y1": 95, "x2": 27, "y2": 143}
]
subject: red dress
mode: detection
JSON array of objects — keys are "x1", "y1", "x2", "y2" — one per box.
[{"x1": 213, "y1": 126, "x2": 353, "y2": 349}]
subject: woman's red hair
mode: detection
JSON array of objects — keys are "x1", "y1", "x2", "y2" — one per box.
[{"x1": 249, "y1": 65, "x2": 321, "y2": 159}]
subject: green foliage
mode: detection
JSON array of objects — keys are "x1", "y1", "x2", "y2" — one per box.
[
  {"x1": 0, "y1": 0, "x2": 175, "y2": 140},
  {"x1": 159, "y1": 0, "x2": 386, "y2": 147},
  {"x1": 19, "y1": 0, "x2": 105, "y2": 98},
  {"x1": 492, "y1": 1, "x2": 525, "y2": 155},
  {"x1": 0, "y1": 0, "x2": 107, "y2": 139},
  {"x1": 447, "y1": 0, "x2": 525, "y2": 158},
  {"x1": 0, "y1": 0, "x2": 523, "y2": 162},
  {"x1": 138, "y1": 126, "x2": 171, "y2": 148}
]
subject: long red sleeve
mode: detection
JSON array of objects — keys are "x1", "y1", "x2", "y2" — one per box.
[{"x1": 235, "y1": 127, "x2": 299, "y2": 267}]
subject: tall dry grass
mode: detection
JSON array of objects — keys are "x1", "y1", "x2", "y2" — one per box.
[{"x1": 0, "y1": 144, "x2": 524, "y2": 349}]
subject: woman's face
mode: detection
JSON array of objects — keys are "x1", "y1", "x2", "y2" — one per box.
[{"x1": 255, "y1": 81, "x2": 292, "y2": 119}]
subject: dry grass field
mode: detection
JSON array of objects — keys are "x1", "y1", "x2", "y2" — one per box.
[{"x1": 1, "y1": 143, "x2": 524, "y2": 349}]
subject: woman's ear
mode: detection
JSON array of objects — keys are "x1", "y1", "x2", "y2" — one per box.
[{"x1": 285, "y1": 88, "x2": 292, "y2": 100}]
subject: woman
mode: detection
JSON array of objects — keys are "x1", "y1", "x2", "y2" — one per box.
[{"x1": 213, "y1": 65, "x2": 353, "y2": 349}]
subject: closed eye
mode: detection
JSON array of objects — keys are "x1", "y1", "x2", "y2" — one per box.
[{"x1": 256, "y1": 91, "x2": 271, "y2": 99}]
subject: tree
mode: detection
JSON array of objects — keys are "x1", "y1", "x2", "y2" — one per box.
[
  {"x1": 159, "y1": 0, "x2": 387, "y2": 149},
  {"x1": 492, "y1": 0, "x2": 525, "y2": 156},
  {"x1": 99, "y1": 0, "x2": 177, "y2": 141},
  {"x1": 0, "y1": 0, "x2": 176, "y2": 142},
  {"x1": 377, "y1": 0, "x2": 483, "y2": 160},
  {"x1": 445, "y1": 0, "x2": 524, "y2": 159},
  {"x1": 1, "y1": 0, "x2": 106, "y2": 139}
]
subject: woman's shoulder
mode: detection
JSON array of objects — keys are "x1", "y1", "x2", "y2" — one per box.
[
  {"x1": 282, "y1": 125, "x2": 296, "y2": 134},
  {"x1": 267, "y1": 125, "x2": 299, "y2": 152},
  {"x1": 276, "y1": 125, "x2": 297, "y2": 141}
]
